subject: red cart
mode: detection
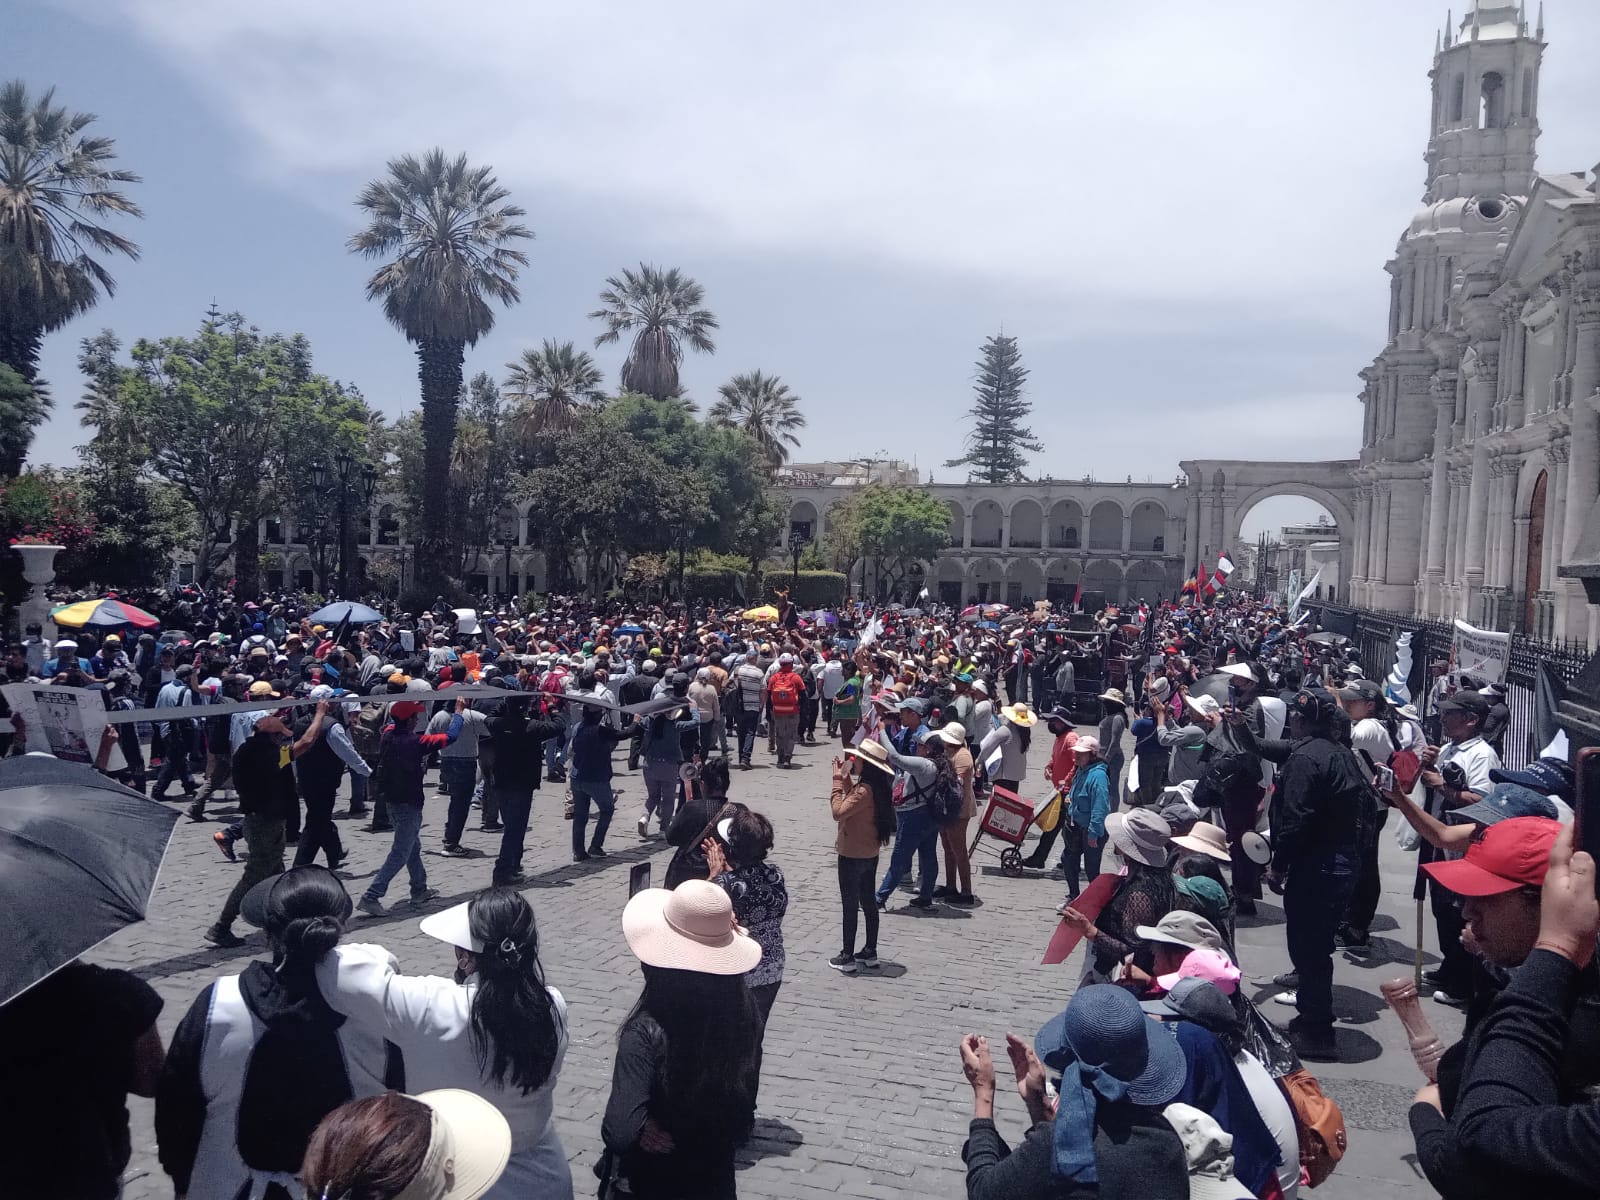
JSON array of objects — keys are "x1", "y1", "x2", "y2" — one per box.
[{"x1": 968, "y1": 786, "x2": 1036, "y2": 877}]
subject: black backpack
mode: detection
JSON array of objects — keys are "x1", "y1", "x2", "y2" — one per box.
[{"x1": 1192, "y1": 749, "x2": 1263, "y2": 812}]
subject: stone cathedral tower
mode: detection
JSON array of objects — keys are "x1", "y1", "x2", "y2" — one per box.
[{"x1": 1351, "y1": 2, "x2": 1545, "y2": 613}]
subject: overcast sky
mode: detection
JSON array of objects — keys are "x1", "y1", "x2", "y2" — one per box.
[{"x1": 14, "y1": 1, "x2": 1600, "y2": 539}]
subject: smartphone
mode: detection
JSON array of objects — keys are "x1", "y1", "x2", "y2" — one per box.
[
  {"x1": 628, "y1": 862, "x2": 651, "y2": 900},
  {"x1": 1576, "y1": 748, "x2": 1600, "y2": 895},
  {"x1": 1375, "y1": 765, "x2": 1396, "y2": 794}
]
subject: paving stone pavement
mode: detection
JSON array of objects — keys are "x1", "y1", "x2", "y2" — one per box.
[{"x1": 105, "y1": 727, "x2": 1458, "y2": 1198}]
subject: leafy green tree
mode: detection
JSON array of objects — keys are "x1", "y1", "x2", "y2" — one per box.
[
  {"x1": 945, "y1": 333, "x2": 1042, "y2": 483},
  {"x1": 852, "y1": 485, "x2": 951, "y2": 599},
  {"x1": 503, "y1": 339, "x2": 606, "y2": 446},
  {"x1": 350, "y1": 149, "x2": 531, "y2": 587},
  {"x1": 76, "y1": 316, "x2": 370, "y2": 591},
  {"x1": 0, "y1": 364, "x2": 47, "y2": 475},
  {"x1": 0, "y1": 81, "x2": 141, "y2": 467},
  {"x1": 708, "y1": 369, "x2": 805, "y2": 469},
  {"x1": 590, "y1": 264, "x2": 717, "y2": 401}
]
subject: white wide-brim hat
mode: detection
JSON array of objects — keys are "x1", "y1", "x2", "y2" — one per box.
[
  {"x1": 402, "y1": 1089, "x2": 512, "y2": 1200},
  {"x1": 420, "y1": 900, "x2": 483, "y2": 954},
  {"x1": 623, "y1": 880, "x2": 762, "y2": 975}
]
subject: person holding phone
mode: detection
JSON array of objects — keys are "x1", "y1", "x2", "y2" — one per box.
[{"x1": 1417, "y1": 691, "x2": 1502, "y2": 1007}]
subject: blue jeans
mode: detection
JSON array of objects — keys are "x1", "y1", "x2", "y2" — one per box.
[
  {"x1": 1283, "y1": 849, "x2": 1358, "y2": 1031},
  {"x1": 875, "y1": 805, "x2": 941, "y2": 905},
  {"x1": 364, "y1": 803, "x2": 426, "y2": 903},
  {"x1": 439, "y1": 758, "x2": 478, "y2": 846},
  {"x1": 571, "y1": 778, "x2": 615, "y2": 855},
  {"x1": 491, "y1": 784, "x2": 533, "y2": 881},
  {"x1": 544, "y1": 725, "x2": 568, "y2": 774}
]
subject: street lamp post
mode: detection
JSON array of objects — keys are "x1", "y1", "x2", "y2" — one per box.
[
  {"x1": 503, "y1": 535, "x2": 516, "y2": 602},
  {"x1": 788, "y1": 528, "x2": 808, "y2": 591},
  {"x1": 334, "y1": 450, "x2": 353, "y2": 598}
]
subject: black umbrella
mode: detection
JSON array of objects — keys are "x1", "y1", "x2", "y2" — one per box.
[
  {"x1": 1306, "y1": 631, "x2": 1350, "y2": 647},
  {"x1": 0, "y1": 756, "x2": 179, "y2": 1005}
]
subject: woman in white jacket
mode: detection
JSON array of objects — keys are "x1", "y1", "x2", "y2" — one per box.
[{"x1": 316, "y1": 887, "x2": 573, "y2": 1200}]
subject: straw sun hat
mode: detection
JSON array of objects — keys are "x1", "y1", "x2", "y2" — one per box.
[
  {"x1": 1001, "y1": 703, "x2": 1038, "y2": 727},
  {"x1": 845, "y1": 739, "x2": 895, "y2": 775},
  {"x1": 623, "y1": 880, "x2": 762, "y2": 975}
]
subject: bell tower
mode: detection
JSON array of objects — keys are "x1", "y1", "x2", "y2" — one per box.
[{"x1": 1424, "y1": 2, "x2": 1543, "y2": 203}]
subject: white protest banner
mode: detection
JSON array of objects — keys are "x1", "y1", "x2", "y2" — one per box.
[
  {"x1": 1285, "y1": 569, "x2": 1301, "y2": 606},
  {"x1": 1289, "y1": 567, "x2": 1322, "y2": 619},
  {"x1": 1452, "y1": 618, "x2": 1511, "y2": 684},
  {"x1": 2, "y1": 684, "x2": 115, "y2": 766}
]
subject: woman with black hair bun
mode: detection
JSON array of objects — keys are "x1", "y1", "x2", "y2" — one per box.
[
  {"x1": 155, "y1": 865, "x2": 396, "y2": 1200},
  {"x1": 315, "y1": 886, "x2": 572, "y2": 1199}
]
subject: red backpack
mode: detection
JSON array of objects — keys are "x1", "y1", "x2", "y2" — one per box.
[{"x1": 769, "y1": 670, "x2": 801, "y2": 716}]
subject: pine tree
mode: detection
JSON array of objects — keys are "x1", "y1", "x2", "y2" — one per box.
[{"x1": 944, "y1": 333, "x2": 1042, "y2": 483}]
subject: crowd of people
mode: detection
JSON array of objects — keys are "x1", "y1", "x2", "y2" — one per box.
[{"x1": 2, "y1": 580, "x2": 1599, "y2": 1198}]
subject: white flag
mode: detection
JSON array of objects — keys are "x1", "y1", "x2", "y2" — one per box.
[
  {"x1": 1289, "y1": 567, "x2": 1322, "y2": 619},
  {"x1": 1216, "y1": 553, "x2": 1235, "y2": 576}
]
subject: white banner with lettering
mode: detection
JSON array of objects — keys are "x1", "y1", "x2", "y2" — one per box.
[{"x1": 1452, "y1": 618, "x2": 1511, "y2": 685}]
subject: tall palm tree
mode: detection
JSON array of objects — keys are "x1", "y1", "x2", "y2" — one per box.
[
  {"x1": 349, "y1": 149, "x2": 531, "y2": 586},
  {"x1": 589, "y1": 263, "x2": 717, "y2": 401},
  {"x1": 0, "y1": 80, "x2": 141, "y2": 422},
  {"x1": 709, "y1": 369, "x2": 806, "y2": 469},
  {"x1": 503, "y1": 339, "x2": 606, "y2": 443}
]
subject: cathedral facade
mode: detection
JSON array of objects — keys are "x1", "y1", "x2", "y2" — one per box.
[{"x1": 1349, "y1": 4, "x2": 1600, "y2": 643}]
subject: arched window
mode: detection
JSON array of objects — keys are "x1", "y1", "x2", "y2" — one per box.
[
  {"x1": 1479, "y1": 71, "x2": 1505, "y2": 129},
  {"x1": 1520, "y1": 70, "x2": 1533, "y2": 120}
]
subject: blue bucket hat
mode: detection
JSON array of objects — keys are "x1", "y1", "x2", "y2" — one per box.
[
  {"x1": 1035, "y1": 984, "x2": 1187, "y2": 1182},
  {"x1": 1448, "y1": 781, "x2": 1557, "y2": 828}
]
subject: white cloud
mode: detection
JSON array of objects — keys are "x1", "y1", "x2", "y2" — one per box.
[{"x1": 90, "y1": 0, "x2": 1547, "y2": 321}]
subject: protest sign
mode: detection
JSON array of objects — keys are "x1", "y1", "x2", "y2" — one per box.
[
  {"x1": 2, "y1": 684, "x2": 113, "y2": 766},
  {"x1": 1452, "y1": 618, "x2": 1510, "y2": 684}
]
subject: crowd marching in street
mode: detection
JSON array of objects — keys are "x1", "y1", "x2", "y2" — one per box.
[{"x1": 3, "y1": 579, "x2": 1599, "y2": 1200}]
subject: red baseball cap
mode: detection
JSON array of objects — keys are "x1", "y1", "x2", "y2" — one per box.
[{"x1": 1422, "y1": 816, "x2": 1561, "y2": 896}]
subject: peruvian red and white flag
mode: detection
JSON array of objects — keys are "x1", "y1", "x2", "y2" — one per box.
[{"x1": 1203, "y1": 552, "x2": 1236, "y2": 595}]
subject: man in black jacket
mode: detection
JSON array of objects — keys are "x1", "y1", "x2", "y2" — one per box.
[
  {"x1": 1265, "y1": 686, "x2": 1369, "y2": 1062},
  {"x1": 484, "y1": 694, "x2": 566, "y2": 886}
]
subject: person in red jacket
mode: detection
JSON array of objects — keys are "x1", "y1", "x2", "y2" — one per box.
[{"x1": 1022, "y1": 709, "x2": 1078, "y2": 870}]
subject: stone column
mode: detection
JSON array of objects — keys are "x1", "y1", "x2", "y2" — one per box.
[
  {"x1": 962, "y1": 510, "x2": 973, "y2": 550},
  {"x1": 1000, "y1": 510, "x2": 1012, "y2": 550},
  {"x1": 1120, "y1": 511, "x2": 1132, "y2": 554},
  {"x1": 13, "y1": 545, "x2": 63, "y2": 642},
  {"x1": 1184, "y1": 488, "x2": 1201, "y2": 578},
  {"x1": 1424, "y1": 392, "x2": 1453, "y2": 580},
  {"x1": 1385, "y1": 473, "x2": 1425, "y2": 588}
]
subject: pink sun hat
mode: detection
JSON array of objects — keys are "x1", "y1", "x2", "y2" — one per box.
[{"x1": 1156, "y1": 947, "x2": 1241, "y2": 995}]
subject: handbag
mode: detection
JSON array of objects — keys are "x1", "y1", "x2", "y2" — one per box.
[{"x1": 1035, "y1": 791, "x2": 1063, "y2": 833}]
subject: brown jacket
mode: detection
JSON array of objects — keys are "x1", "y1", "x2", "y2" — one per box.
[{"x1": 831, "y1": 775, "x2": 882, "y2": 859}]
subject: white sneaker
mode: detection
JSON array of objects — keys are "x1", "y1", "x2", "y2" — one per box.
[
  {"x1": 1272, "y1": 990, "x2": 1298, "y2": 1007},
  {"x1": 637, "y1": 814, "x2": 650, "y2": 839}
]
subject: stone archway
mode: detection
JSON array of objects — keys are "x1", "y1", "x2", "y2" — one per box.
[{"x1": 1181, "y1": 458, "x2": 1358, "y2": 598}]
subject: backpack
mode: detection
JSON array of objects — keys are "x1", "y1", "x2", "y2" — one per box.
[
  {"x1": 1192, "y1": 748, "x2": 1263, "y2": 812},
  {"x1": 1280, "y1": 1067, "x2": 1347, "y2": 1188},
  {"x1": 925, "y1": 766, "x2": 963, "y2": 825},
  {"x1": 770, "y1": 671, "x2": 801, "y2": 716}
]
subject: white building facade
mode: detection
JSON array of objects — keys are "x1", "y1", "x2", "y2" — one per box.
[
  {"x1": 780, "y1": 477, "x2": 1190, "y2": 607},
  {"x1": 1351, "y1": 4, "x2": 1600, "y2": 644}
]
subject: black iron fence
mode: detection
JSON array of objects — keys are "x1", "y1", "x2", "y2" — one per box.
[{"x1": 1307, "y1": 602, "x2": 1591, "y2": 770}]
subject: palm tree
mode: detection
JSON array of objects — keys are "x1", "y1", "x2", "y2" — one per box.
[
  {"x1": 503, "y1": 339, "x2": 606, "y2": 443},
  {"x1": 709, "y1": 370, "x2": 806, "y2": 469},
  {"x1": 589, "y1": 264, "x2": 717, "y2": 401},
  {"x1": 0, "y1": 80, "x2": 141, "y2": 442},
  {"x1": 349, "y1": 148, "x2": 531, "y2": 587}
]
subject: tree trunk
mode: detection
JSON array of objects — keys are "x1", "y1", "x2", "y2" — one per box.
[
  {"x1": 416, "y1": 337, "x2": 465, "y2": 590},
  {"x1": 235, "y1": 513, "x2": 260, "y2": 598}
]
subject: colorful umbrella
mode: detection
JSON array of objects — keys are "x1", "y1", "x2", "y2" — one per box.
[
  {"x1": 50, "y1": 598, "x2": 160, "y2": 630},
  {"x1": 308, "y1": 601, "x2": 384, "y2": 626},
  {"x1": 742, "y1": 604, "x2": 781, "y2": 622}
]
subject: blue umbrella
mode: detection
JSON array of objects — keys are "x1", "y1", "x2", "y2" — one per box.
[
  {"x1": 616, "y1": 624, "x2": 646, "y2": 636},
  {"x1": 309, "y1": 601, "x2": 384, "y2": 625}
]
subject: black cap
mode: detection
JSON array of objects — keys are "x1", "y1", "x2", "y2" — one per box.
[
  {"x1": 1337, "y1": 679, "x2": 1385, "y2": 706},
  {"x1": 1439, "y1": 691, "x2": 1490, "y2": 718},
  {"x1": 1291, "y1": 686, "x2": 1339, "y2": 726}
]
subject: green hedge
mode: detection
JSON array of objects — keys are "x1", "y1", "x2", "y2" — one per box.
[
  {"x1": 767, "y1": 570, "x2": 848, "y2": 609},
  {"x1": 684, "y1": 567, "x2": 746, "y2": 600}
]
